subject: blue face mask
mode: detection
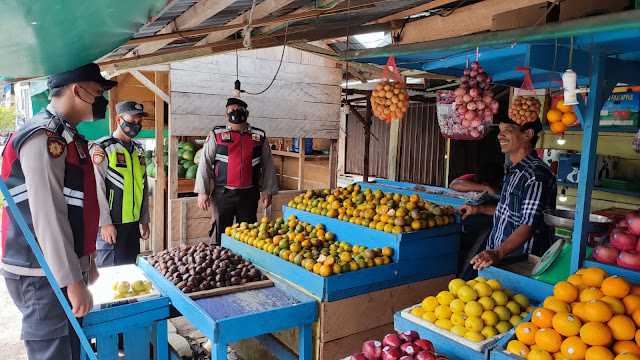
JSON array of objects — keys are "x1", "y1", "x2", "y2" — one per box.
[{"x1": 120, "y1": 118, "x2": 142, "y2": 138}]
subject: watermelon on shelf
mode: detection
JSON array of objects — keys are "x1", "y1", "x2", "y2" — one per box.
[{"x1": 185, "y1": 165, "x2": 198, "y2": 179}]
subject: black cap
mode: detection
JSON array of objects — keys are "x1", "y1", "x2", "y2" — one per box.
[
  {"x1": 116, "y1": 101, "x2": 149, "y2": 117},
  {"x1": 47, "y1": 63, "x2": 118, "y2": 91},
  {"x1": 226, "y1": 97, "x2": 248, "y2": 109},
  {"x1": 500, "y1": 117, "x2": 543, "y2": 135}
]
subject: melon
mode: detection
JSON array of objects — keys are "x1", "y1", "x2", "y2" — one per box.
[
  {"x1": 177, "y1": 165, "x2": 187, "y2": 178},
  {"x1": 185, "y1": 165, "x2": 198, "y2": 179},
  {"x1": 178, "y1": 141, "x2": 185, "y2": 149},
  {"x1": 183, "y1": 150, "x2": 195, "y2": 161},
  {"x1": 183, "y1": 161, "x2": 195, "y2": 169},
  {"x1": 182, "y1": 142, "x2": 196, "y2": 152},
  {"x1": 177, "y1": 149, "x2": 184, "y2": 158},
  {"x1": 146, "y1": 163, "x2": 156, "y2": 178}
]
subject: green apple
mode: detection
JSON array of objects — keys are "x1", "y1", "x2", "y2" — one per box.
[
  {"x1": 143, "y1": 280, "x2": 152, "y2": 291},
  {"x1": 137, "y1": 290, "x2": 150, "y2": 295},
  {"x1": 131, "y1": 280, "x2": 145, "y2": 292},
  {"x1": 125, "y1": 291, "x2": 137, "y2": 298},
  {"x1": 117, "y1": 281, "x2": 131, "y2": 294}
]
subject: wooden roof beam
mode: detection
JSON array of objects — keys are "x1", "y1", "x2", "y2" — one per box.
[
  {"x1": 367, "y1": 0, "x2": 458, "y2": 25},
  {"x1": 259, "y1": 0, "x2": 344, "y2": 34}
]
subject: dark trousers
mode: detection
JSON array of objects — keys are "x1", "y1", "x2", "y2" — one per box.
[
  {"x1": 96, "y1": 222, "x2": 141, "y2": 267},
  {"x1": 4, "y1": 272, "x2": 87, "y2": 360},
  {"x1": 209, "y1": 186, "x2": 260, "y2": 245}
]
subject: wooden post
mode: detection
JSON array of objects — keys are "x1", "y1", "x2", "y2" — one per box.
[
  {"x1": 444, "y1": 138, "x2": 451, "y2": 188},
  {"x1": 108, "y1": 88, "x2": 117, "y2": 133},
  {"x1": 329, "y1": 139, "x2": 338, "y2": 188},
  {"x1": 363, "y1": 99, "x2": 372, "y2": 182},
  {"x1": 298, "y1": 138, "x2": 305, "y2": 190},
  {"x1": 153, "y1": 71, "x2": 166, "y2": 253},
  {"x1": 338, "y1": 111, "x2": 347, "y2": 176},
  {"x1": 387, "y1": 118, "x2": 400, "y2": 181}
]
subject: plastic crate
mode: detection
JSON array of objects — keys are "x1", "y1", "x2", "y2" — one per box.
[{"x1": 600, "y1": 177, "x2": 640, "y2": 192}]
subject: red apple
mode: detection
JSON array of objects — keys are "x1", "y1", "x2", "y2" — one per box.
[
  {"x1": 400, "y1": 357, "x2": 415, "y2": 360},
  {"x1": 413, "y1": 339, "x2": 434, "y2": 352},
  {"x1": 400, "y1": 343, "x2": 418, "y2": 356},
  {"x1": 400, "y1": 330, "x2": 420, "y2": 343},
  {"x1": 382, "y1": 346, "x2": 405, "y2": 360},
  {"x1": 351, "y1": 354, "x2": 368, "y2": 360},
  {"x1": 610, "y1": 227, "x2": 638, "y2": 250},
  {"x1": 415, "y1": 352, "x2": 437, "y2": 360},
  {"x1": 383, "y1": 334, "x2": 404, "y2": 348},
  {"x1": 619, "y1": 219, "x2": 628, "y2": 228},
  {"x1": 435, "y1": 357, "x2": 448, "y2": 360},
  {"x1": 363, "y1": 340, "x2": 383, "y2": 360},
  {"x1": 626, "y1": 210, "x2": 640, "y2": 235}
]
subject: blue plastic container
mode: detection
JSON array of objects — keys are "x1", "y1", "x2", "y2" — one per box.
[{"x1": 292, "y1": 138, "x2": 313, "y2": 154}]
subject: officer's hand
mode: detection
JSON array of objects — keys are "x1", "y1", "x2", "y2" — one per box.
[
  {"x1": 101, "y1": 224, "x2": 117, "y2": 244},
  {"x1": 88, "y1": 260, "x2": 99, "y2": 286},
  {"x1": 458, "y1": 204, "x2": 479, "y2": 220},
  {"x1": 67, "y1": 280, "x2": 93, "y2": 317},
  {"x1": 140, "y1": 223, "x2": 150, "y2": 240},
  {"x1": 262, "y1": 194, "x2": 272, "y2": 209},
  {"x1": 198, "y1": 193, "x2": 210, "y2": 212}
]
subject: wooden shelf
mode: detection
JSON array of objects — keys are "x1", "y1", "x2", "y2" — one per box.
[
  {"x1": 558, "y1": 181, "x2": 640, "y2": 198},
  {"x1": 272, "y1": 149, "x2": 329, "y2": 160},
  {"x1": 542, "y1": 125, "x2": 639, "y2": 133}
]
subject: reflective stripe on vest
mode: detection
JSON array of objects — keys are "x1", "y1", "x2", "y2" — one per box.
[{"x1": 94, "y1": 139, "x2": 145, "y2": 224}]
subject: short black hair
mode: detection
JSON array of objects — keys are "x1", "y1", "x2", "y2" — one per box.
[
  {"x1": 517, "y1": 126, "x2": 539, "y2": 146},
  {"x1": 476, "y1": 162, "x2": 504, "y2": 188},
  {"x1": 49, "y1": 85, "x2": 69, "y2": 98}
]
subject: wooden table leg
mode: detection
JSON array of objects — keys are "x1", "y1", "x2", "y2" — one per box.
[
  {"x1": 213, "y1": 343, "x2": 228, "y2": 360},
  {"x1": 298, "y1": 323, "x2": 312, "y2": 360}
]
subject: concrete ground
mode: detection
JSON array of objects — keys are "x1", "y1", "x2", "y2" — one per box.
[{"x1": 0, "y1": 279, "x2": 28, "y2": 360}]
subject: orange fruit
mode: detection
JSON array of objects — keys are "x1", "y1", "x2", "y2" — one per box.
[
  {"x1": 608, "y1": 315, "x2": 637, "y2": 340},
  {"x1": 636, "y1": 328, "x2": 640, "y2": 347},
  {"x1": 561, "y1": 112, "x2": 578, "y2": 126},
  {"x1": 614, "y1": 354, "x2": 640, "y2": 360},
  {"x1": 550, "y1": 121, "x2": 566, "y2": 134},
  {"x1": 560, "y1": 336, "x2": 588, "y2": 360},
  {"x1": 319, "y1": 264, "x2": 332, "y2": 277},
  {"x1": 603, "y1": 276, "x2": 631, "y2": 299},
  {"x1": 584, "y1": 346, "x2": 614, "y2": 360},
  {"x1": 585, "y1": 300, "x2": 614, "y2": 322},
  {"x1": 624, "y1": 295, "x2": 640, "y2": 315},
  {"x1": 567, "y1": 274, "x2": 584, "y2": 286},
  {"x1": 631, "y1": 286, "x2": 640, "y2": 296},
  {"x1": 613, "y1": 340, "x2": 640, "y2": 356},
  {"x1": 555, "y1": 281, "x2": 579, "y2": 303},
  {"x1": 535, "y1": 328, "x2": 563, "y2": 353},
  {"x1": 546, "y1": 298, "x2": 572, "y2": 314},
  {"x1": 632, "y1": 310, "x2": 640, "y2": 328},
  {"x1": 582, "y1": 267, "x2": 608, "y2": 287},
  {"x1": 556, "y1": 99, "x2": 573, "y2": 113},
  {"x1": 528, "y1": 348, "x2": 553, "y2": 360},
  {"x1": 553, "y1": 312, "x2": 582, "y2": 337},
  {"x1": 603, "y1": 296, "x2": 627, "y2": 315},
  {"x1": 572, "y1": 302, "x2": 589, "y2": 323},
  {"x1": 533, "y1": 308, "x2": 557, "y2": 329},
  {"x1": 516, "y1": 322, "x2": 540, "y2": 345},
  {"x1": 547, "y1": 109, "x2": 563, "y2": 123},
  {"x1": 580, "y1": 322, "x2": 613, "y2": 347},
  {"x1": 581, "y1": 287, "x2": 605, "y2": 302},
  {"x1": 507, "y1": 340, "x2": 530, "y2": 358}
]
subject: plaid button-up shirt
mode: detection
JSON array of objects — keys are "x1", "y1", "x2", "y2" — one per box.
[{"x1": 487, "y1": 152, "x2": 556, "y2": 257}]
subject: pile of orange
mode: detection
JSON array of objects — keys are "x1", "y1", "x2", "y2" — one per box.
[
  {"x1": 507, "y1": 267, "x2": 640, "y2": 360},
  {"x1": 546, "y1": 99, "x2": 578, "y2": 135}
]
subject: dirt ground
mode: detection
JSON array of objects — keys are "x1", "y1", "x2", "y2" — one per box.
[{"x1": 0, "y1": 278, "x2": 28, "y2": 360}]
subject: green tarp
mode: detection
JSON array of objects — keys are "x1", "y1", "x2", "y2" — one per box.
[{"x1": 0, "y1": 1, "x2": 169, "y2": 78}]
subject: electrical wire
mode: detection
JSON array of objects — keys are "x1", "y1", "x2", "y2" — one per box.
[
  {"x1": 242, "y1": 23, "x2": 289, "y2": 95},
  {"x1": 436, "y1": 0, "x2": 472, "y2": 17}
]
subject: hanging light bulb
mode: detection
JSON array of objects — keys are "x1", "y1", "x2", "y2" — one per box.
[
  {"x1": 557, "y1": 133, "x2": 566, "y2": 145},
  {"x1": 559, "y1": 187, "x2": 567, "y2": 202}
]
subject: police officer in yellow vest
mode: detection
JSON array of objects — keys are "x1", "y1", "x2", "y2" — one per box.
[{"x1": 90, "y1": 101, "x2": 150, "y2": 266}]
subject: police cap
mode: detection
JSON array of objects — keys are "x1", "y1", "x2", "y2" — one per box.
[
  {"x1": 226, "y1": 97, "x2": 248, "y2": 109},
  {"x1": 116, "y1": 101, "x2": 149, "y2": 117},
  {"x1": 47, "y1": 63, "x2": 118, "y2": 91}
]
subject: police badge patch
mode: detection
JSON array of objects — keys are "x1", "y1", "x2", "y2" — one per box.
[
  {"x1": 251, "y1": 134, "x2": 261, "y2": 142},
  {"x1": 139, "y1": 155, "x2": 146, "y2": 165},
  {"x1": 92, "y1": 147, "x2": 105, "y2": 165},
  {"x1": 221, "y1": 132, "x2": 231, "y2": 140},
  {"x1": 47, "y1": 138, "x2": 65, "y2": 158}
]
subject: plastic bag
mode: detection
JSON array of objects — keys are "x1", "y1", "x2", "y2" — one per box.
[
  {"x1": 440, "y1": 60, "x2": 497, "y2": 140},
  {"x1": 508, "y1": 67, "x2": 542, "y2": 125},
  {"x1": 371, "y1": 57, "x2": 410, "y2": 123},
  {"x1": 634, "y1": 129, "x2": 640, "y2": 154}
]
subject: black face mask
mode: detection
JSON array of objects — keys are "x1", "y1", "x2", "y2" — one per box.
[
  {"x1": 78, "y1": 86, "x2": 108, "y2": 121},
  {"x1": 120, "y1": 118, "x2": 142, "y2": 138},
  {"x1": 228, "y1": 109, "x2": 247, "y2": 124}
]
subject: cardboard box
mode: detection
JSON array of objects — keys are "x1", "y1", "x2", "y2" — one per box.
[
  {"x1": 559, "y1": 0, "x2": 631, "y2": 21},
  {"x1": 491, "y1": 2, "x2": 559, "y2": 31},
  {"x1": 600, "y1": 91, "x2": 640, "y2": 127},
  {"x1": 557, "y1": 153, "x2": 618, "y2": 185}
]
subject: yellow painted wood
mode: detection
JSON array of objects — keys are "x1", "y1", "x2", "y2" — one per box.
[
  {"x1": 556, "y1": 186, "x2": 640, "y2": 210},
  {"x1": 539, "y1": 130, "x2": 640, "y2": 159}
]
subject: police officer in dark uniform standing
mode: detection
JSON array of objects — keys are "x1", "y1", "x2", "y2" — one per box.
[
  {"x1": 0, "y1": 63, "x2": 116, "y2": 359},
  {"x1": 195, "y1": 98, "x2": 279, "y2": 245},
  {"x1": 90, "y1": 101, "x2": 151, "y2": 267}
]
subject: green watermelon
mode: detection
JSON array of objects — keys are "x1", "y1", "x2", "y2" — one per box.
[
  {"x1": 182, "y1": 142, "x2": 196, "y2": 152},
  {"x1": 179, "y1": 159, "x2": 188, "y2": 165},
  {"x1": 183, "y1": 161, "x2": 195, "y2": 169},
  {"x1": 146, "y1": 159, "x2": 153, "y2": 166},
  {"x1": 146, "y1": 163, "x2": 156, "y2": 178},
  {"x1": 185, "y1": 165, "x2": 198, "y2": 179},
  {"x1": 183, "y1": 150, "x2": 195, "y2": 161},
  {"x1": 164, "y1": 164, "x2": 168, "y2": 173},
  {"x1": 178, "y1": 149, "x2": 185, "y2": 158},
  {"x1": 145, "y1": 150, "x2": 153, "y2": 159},
  {"x1": 178, "y1": 141, "x2": 185, "y2": 149},
  {"x1": 164, "y1": 156, "x2": 169, "y2": 165},
  {"x1": 177, "y1": 165, "x2": 187, "y2": 178},
  {"x1": 194, "y1": 148, "x2": 203, "y2": 164}
]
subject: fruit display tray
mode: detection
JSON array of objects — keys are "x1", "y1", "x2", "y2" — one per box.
[
  {"x1": 357, "y1": 179, "x2": 484, "y2": 208},
  {"x1": 488, "y1": 312, "x2": 536, "y2": 360},
  {"x1": 284, "y1": 207, "x2": 461, "y2": 281},
  {"x1": 89, "y1": 264, "x2": 163, "y2": 310}
]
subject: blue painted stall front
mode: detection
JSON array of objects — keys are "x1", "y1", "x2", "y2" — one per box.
[{"x1": 138, "y1": 258, "x2": 317, "y2": 360}]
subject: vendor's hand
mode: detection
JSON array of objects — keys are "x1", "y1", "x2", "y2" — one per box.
[
  {"x1": 198, "y1": 193, "x2": 210, "y2": 212},
  {"x1": 101, "y1": 224, "x2": 117, "y2": 244},
  {"x1": 458, "y1": 204, "x2": 479, "y2": 220},
  {"x1": 470, "y1": 249, "x2": 501, "y2": 271},
  {"x1": 67, "y1": 280, "x2": 93, "y2": 317},
  {"x1": 262, "y1": 194, "x2": 272, "y2": 209},
  {"x1": 140, "y1": 223, "x2": 150, "y2": 240},
  {"x1": 88, "y1": 260, "x2": 99, "y2": 286}
]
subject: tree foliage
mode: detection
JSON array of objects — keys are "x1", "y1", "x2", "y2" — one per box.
[{"x1": 0, "y1": 105, "x2": 16, "y2": 131}]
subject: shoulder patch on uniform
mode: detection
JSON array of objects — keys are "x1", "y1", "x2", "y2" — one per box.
[
  {"x1": 139, "y1": 154, "x2": 146, "y2": 165},
  {"x1": 204, "y1": 131, "x2": 213, "y2": 144},
  {"x1": 47, "y1": 137, "x2": 66, "y2": 158},
  {"x1": 92, "y1": 147, "x2": 105, "y2": 165},
  {"x1": 251, "y1": 134, "x2": 261, "y2": 142},
  {"x1": 221, "y1": 132, "x2": 231, "y2": 140}
]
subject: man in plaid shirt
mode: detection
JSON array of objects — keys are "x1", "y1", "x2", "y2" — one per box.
[{"x1": 459, "y1": 118, "x2": 556, "y2": 271}]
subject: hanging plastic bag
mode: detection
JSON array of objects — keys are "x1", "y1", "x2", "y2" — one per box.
[
  {"x1": 371, "y1": 56, "x2": 410, "y2": 123},
  {"x1": 634, "y1": 129, "x2": 640, "y2": 154},
  {"x1": 509, "y1": 67, "x2": 542, "y2": 125},
  {"x1": 443, "y1": 60, "x2": 497, "y2": 140}
]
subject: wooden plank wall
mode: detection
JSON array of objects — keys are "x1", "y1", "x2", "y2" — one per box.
[
  {"x1": 169, "y1": 46, "x2": 342, "y2": 139},
  {"x1": 111, "y1": 72, "x2": 169, "y2": 131},
  {"x1": 274, "y1": 156, "x2": 330, "y2": 190}
]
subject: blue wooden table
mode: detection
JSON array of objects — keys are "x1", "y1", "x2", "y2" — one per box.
[{"x1": 139, "y1": 258, "x2": 318, "y2": 360}]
